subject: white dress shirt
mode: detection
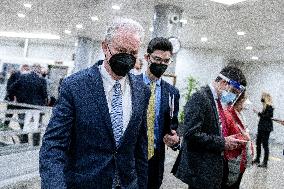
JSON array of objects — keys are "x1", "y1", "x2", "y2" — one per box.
[{"x1": 99, "y1": 62, "x2": 132, "y2": 133}]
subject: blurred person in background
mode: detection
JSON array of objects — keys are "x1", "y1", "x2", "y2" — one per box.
[
  {"x1": 41, "y1": 67, "x2": 56, "y2": 106},
  {"x1": 223, "y1": 91, "x2": 254, "y2": 189},
  {"x1": 9, "y1": 64, "x2": 48, "y2": 106},
  {"x1": 8, "y1": 64, "x2": 48, "y2": 144},
  {"x1": 5, "y1": 64, "x2": 30, "y2": 101},
  {"x1": 130, "y1": 58, "x2": 143, "y2": 75},
  {"x1": 3, "y1": 64, "x2": 30, "y2": 131},
  {"x1": 41, "y1": 67, "x2": 52, "y2": 96},
  {"x1": 253, "y1": 92, "x2": 274, "y2": 168}
]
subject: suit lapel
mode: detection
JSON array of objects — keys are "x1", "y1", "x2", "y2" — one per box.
[{"x1": 87, "y1": 66, "x2": 116, "y2": 145}]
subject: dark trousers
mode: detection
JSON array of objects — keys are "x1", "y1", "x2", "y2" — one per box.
[
  {"x1": 256, "y1": 130, "x2": 271, "y2": 164},
  {"x1": 148, "y1": 150, "x2": 164, "y2": 189},
  {"x1": 221, "y1": 159, "x2": 244, "y2": 189}
]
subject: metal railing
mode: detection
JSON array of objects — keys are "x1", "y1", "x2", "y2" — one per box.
[{"x1": 0, "y1": 101, "x2": 52, "y2": 150}]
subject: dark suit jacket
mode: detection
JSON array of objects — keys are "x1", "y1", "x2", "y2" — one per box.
[
  {"x1": 135, "y1": 74, "x2": 180, "y2": 183},
  {"x1": 172, "y1": 85, "x2": 225, "y2": 189},
  {"x1": 258, "y1": 105, "x2": 274, "y2": 132},
  {"x1": 39, "y1": 65, "x2": 150, "y2": 189},
  {"x1": 8, "y1": 72, "x2": 47, "y2": 106}
]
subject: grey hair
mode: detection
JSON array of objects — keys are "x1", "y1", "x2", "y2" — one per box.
[{"x1": 105, "y1": 18, "x2": 145, "y2": 43}]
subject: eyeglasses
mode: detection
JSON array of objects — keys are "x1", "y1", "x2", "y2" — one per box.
[{"x1": 149, "y1": 55, "x2": 173, "y2": 65}]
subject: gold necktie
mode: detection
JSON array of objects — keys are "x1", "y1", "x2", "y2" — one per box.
[{"x1": 147, "y1": 83, "x2": 155, "y2": 160}]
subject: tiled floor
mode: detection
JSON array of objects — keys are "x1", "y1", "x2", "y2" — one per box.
[
  {"x1": 161, "y1": 143, "x2": 284, "y2": 189},
  {"x1": 0, "y1": 143, "x2": 283, "y2": 189}
]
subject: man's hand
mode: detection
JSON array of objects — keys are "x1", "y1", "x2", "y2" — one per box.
[
  {"x1": 241, "y1": 131, "x2": 251, "y2": 141},
  {"x1": 163, "y1": 130, "x2": 179, "y2": 147},
  {"x1": 224, "y1": 135, "x2": 247, "y2": 150}
]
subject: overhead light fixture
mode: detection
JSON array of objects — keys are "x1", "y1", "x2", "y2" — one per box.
[
  {"x1": 201, "y1": 37, "x2": 208, "y2": 42},
  {"x1": 91, "y1": 16, "x2": 99, "y2": 21},
  {"x1": 64, "y1": 30, "x2": 71, "y2": 34},
  {"x1": 112, "y1": 5, "x2": 120, "y2": 10},
  {"x1": 17, "y1": 13, "x2": 26, "y2": 18},
  {"x1": 149, "y1": 27, "x2": 154, "y2": 32},
  {"x1": 246, "y1": 46, "x2": 253, "y2": 50},
  {"x1": 237, "y1": 31, "x2": 245, "y2": 35},
  {"x1": 0, "y1": 31, "x2": 60, "y2": 39},
  {"x1": 210, "y1": 0, "x2": 247, "y2": 5},
  {"x1": 76, "y1": 24, "x2": 83, "y2": 29},
  {"x1": 180, "y1": 19, "x2": 188, "y2": 24},
  {"x1": 251, "y1": 56, "x2": 259, "y2": 60},
  {"x1": 24, "y1": 3, "x2": 32, "y2": 8}
]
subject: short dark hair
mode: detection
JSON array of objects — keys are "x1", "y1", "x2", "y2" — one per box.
[
  {"x1": 147, "y1": 37, "x2": 173, "y2": 54},
  {"x1": 216, "y1": 66, "x2": 247, "y2": 87}
]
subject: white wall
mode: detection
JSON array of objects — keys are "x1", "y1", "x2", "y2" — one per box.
[
  {"x1": 0, "y1": 40, "x2": 75, "y2": 69},
  {"x1": 0, "y1": 43, "x2": 23, "y2": 58},
  {"x1": 175, "y1": 48, "x2": 227, "y2": 109}
]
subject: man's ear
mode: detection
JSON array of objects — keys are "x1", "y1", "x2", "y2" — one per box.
[
  {"x1": 144, "y1": 54, "x2": 150, "y2": 65},
  {"x1": 102, "y1": 41, "x2": 108, "y2": 55}
]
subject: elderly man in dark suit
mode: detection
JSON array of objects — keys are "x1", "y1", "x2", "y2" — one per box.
[
  {"x1": 39, "y1": 18, "x2": 149, "y2": 189},
  {"x1": 135, "y1": 37, "x2": 180, "y2": 189},
  {"x1": 172, "y1": 66, "x2": 247, "y2": 189}
]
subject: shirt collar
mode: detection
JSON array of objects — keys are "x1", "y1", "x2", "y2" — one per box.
[
  {"x1": 209, "y1": 82, "x2": 219, "y2": 100},
  {"x1": 100, "y1": 62, "x2": 127, "y2": 94},
  {"x1": 143, "y1": 72, "x2": 161, "y2": 86}
]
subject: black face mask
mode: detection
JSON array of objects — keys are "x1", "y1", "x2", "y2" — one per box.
[
  {"x1": 108, "y1": 53, "x2": 136, "y2": 77},
  {"x1": 261, "y1": 98, "x2": 265, "y2": 103},
  {"x1": 149, "y1": 62, "x2": 168, "y2": 78}
]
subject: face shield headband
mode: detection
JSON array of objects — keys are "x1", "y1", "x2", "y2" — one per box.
[{"x1": 218, "y1": 73, "x2": 246, "y2": 92}]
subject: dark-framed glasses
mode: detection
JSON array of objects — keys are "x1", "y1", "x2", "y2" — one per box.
[{"x1": 150, "y1": 55, "x2": 173, "y2": 65}]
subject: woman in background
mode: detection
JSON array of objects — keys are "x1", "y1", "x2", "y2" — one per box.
[{"x1": 253, "y1": 92, "x2": 274, "y2": 168}]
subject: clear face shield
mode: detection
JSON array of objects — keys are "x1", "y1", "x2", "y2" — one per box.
[{"x1": 219, "y1": 73, "x2": 246, "y2": 106}]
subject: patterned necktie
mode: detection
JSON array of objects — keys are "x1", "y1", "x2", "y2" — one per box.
[
  {"x1": 147, "y1": 83, "x2": 155, "y2": 160},
  {"x1": 217, "y1": 98, "x2": 227, "y2": 136},
  {"x1": 110, "y1": 81, "x2": 124, "y2": 147}
]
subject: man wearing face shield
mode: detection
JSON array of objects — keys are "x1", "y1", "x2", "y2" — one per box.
[
  {"x1": 172, "y1": 66, "x2": 247, "y2": 189},
  {"x1": 135, "y1": 37, "x2": 180, "y2": 189},
  {"x1": 40, "y1": 18, "x2": 149, "y2": 189}
]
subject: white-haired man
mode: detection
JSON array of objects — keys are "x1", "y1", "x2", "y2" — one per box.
[{"x1": 40, "y1": 18, "x2": 149, "y2": 189}]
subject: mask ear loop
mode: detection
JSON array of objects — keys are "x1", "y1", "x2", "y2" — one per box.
[{"x1": 107, "y1": 44, "x2": 113, "y2": 56}]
